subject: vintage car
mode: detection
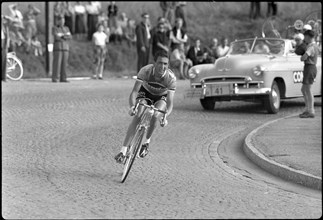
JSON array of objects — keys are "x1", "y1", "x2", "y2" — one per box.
[{"x1": 186, "y1": 37, "x2": 322, "y2": 113}]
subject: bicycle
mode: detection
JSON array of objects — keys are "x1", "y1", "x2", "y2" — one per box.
[
  {"x1": 6, "y1": 51, "x2": 24, "y2": 81},
  {"x1": 121, "y1": 98, "x2": 167, "y2": 183}
]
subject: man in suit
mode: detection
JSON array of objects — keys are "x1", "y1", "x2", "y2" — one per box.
[
  {"x1": 52, "y1": 15, "x2": 72, "y2": 83},
  {"x1": 135, "y1": 12, "x2": 151, "y2": 72}
]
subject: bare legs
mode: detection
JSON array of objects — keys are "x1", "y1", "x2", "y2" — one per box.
[{"x1": 301, "y1": 84, "x2": 315, "y2": 114}]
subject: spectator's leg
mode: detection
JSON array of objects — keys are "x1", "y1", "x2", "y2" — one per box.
[
  {"x1": 60, "y1": 51, "x2": 69, "y2": 82},
  {"x1": 52, "y1": 50, "x2": 62, "y2": 82},
  {"x1": 144, "y1": 47, "x2": 150, "y2": 66},
  {"x1": 273, "y1": 3, "x2": 277, "y2": 16}
]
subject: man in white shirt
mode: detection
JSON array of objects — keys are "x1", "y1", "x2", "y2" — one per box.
[{"x1": 217, "y1": 37, "x2": 230, "y2": 57}]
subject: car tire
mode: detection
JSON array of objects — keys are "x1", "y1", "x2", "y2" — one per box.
[
  {"x1": 200, "y1": 97, "x2": 216, "y2": 110},
  {"x1": 264, "y1": 81, "x2": 280, "y2": 114}
]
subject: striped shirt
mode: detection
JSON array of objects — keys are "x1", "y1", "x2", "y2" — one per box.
[{"x1": 137, "y1": 64, "x2": 176, "y2": 96}]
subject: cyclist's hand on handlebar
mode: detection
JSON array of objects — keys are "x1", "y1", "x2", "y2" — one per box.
[{"x1": 128, "y1": 106, "x2": 137, "y2": 116}]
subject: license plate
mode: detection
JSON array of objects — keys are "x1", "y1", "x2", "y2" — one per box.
[{"x1": 206, "y1": 84, "x2": 230, "y2": 96}]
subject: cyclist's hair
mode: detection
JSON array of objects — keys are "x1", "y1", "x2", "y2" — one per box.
[{"x1": 154, "y1": 50, "x2": 169, "y2": 62}]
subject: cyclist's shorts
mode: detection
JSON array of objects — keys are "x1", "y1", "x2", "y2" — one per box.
[{"x1": 136, "y1": 86, "x2": 167, "y2": 105}]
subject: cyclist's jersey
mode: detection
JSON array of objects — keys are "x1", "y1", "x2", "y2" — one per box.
[{"x1": 137, "y1": 64, "x2": 176, "y2": 96}]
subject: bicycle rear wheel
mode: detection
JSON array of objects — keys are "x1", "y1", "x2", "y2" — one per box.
[
  {"x1": 6, "y1": 55, "x2": 23, "y2": 81},
  {"x1": 121, "y1": 127, "x2": 145, "y2": 183}
]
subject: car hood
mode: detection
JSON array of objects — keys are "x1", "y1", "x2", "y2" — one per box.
[{"x1": 190, "y1": 54, "x2": 278, "y2": 83}]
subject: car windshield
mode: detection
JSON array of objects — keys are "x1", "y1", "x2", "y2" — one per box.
[{"x1": 229, "y1": 39, "x2": 285, "y2": 55}]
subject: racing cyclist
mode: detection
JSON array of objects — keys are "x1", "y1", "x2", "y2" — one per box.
[{"x1": 115, "y1": 50, "x2": 176, "y2": 163}]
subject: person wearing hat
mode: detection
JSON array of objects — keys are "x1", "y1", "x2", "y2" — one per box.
[
  {"x1": 303, "y1": 24, "x2": 312, "y2": 32},
  {"x1": 135, "y1": 12, "x2": 151, "y2": 72},
  {"x1": 299, "y1": 30, "x2": 319, "y2": 118},
  {"x1": 294, "y1": 33, "x2": 307, "y2": 56},
  {"x1": 52, "y1": 15, "x2": 72, "y2": 83}
]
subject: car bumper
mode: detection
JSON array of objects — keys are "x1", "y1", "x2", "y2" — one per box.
[{"x1": 186, "y1": 82, "x2": 271, "y2": 99}]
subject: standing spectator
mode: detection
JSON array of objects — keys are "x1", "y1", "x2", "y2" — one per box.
[
  {"x1": 119, "y1": 12, "x2": 128, "y2": 41},
  {"x1": 267, "y1": 2, "x2": 277, "y2": 17},
  {"x1": 98, "y1": 11, "x2": 108, "y2": 24},
  {"x1": 107, "y1": 1, "x2": 118, "y2": 30},
  {"x1": 217, "y1": 37, "x2": 230, "y2": 57},
  {"x1": 152, "y1": 22, "x2": 170, "y2": 59},
  {"x1": 299, "y1": 30, "x2": 319, "y2": 118},
  {"x1": 23, "y1": 4, "x2": 41, "y2": 53},
  {"x1": 111, "y1": 14, "x2": 123, "y2": 44},
  {"x1": 150, "y1": 17, "x2": 166, "y2": 38},
  {"x1": 249, "y1": 2, "x2": 261, "y2": 19},
  {"x1": 63, "y1": 2, "x2": 75, "y2": 34},
  {"x1": 74, "y1": 1, "x2": 87, "y2": 40},
  {"x1": 160, "y1": 2, "x2": 168, "y2": 19},
  {"x1": 53, "y1": 2, "x2": 65, "y2": 26},
  {"x1": 2, "y1": 16, "x2": 14, "y2": 81},
  {"x1": 52, "y1": 15, "x2": 72, "y2": 83},
  {"x1": 170, "y1": 43, "x2": 192, "y2": 79},
  {"x1": 92, "y1": 23, "x2": 109, "y2": 80},
  {"x1": 2, "y1": 17, "x2": 7, "y2": 81},
  {"x1": 124, "y1": 19, "x2": 136, "y2": 47},
  {"x1": 175, "y1": 2, "x2": 187, "y2": 31},
  {"x1": 135, "y1": 12, "x2": 151, "y2": 72},
  {"x1": 169, "y1": 18, "x2": 188, "y2": 51},
  {"x1": 8, "y1": 3, "x2": 24, "y2": 28},
  {"x1": 102, "y1": 19, "x2": 111, "y2": 42},
  {"x1": 85, "y1": 1, "x2": 101, "y2": 41},
  {"x1": 160, "y1": 2, "x2": 177, "y2": 26}
]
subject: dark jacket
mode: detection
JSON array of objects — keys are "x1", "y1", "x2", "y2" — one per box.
[
  {"x1": 52, "y1": 25, "x2": 72, "y2": 51},
  {"x1": 135, "y1": 22, "x2": 150, "y2": 50},
  {"x1": 152, "y1": 30, "x2": 170, "y2": 58}
]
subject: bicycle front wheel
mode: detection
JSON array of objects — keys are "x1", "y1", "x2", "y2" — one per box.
[
  {"x1": 6, "y1": 55, "x2": 23, "y2": 81},
  {"x1": 121, "y1": 127, "x2": 145, "y2": 183}
]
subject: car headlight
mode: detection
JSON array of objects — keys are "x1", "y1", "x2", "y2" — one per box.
[
  {"x1": 252, "y1": 65, "x2": 265, "y2": 76},
  {"x1": 188, "y1": 68, "x2": 200, "y2": 79}
]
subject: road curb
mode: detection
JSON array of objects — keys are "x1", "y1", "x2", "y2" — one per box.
[{"x1": 243, "y1": 114, "x2": 322, "y2": 190}]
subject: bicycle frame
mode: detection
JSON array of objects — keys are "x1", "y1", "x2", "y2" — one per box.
[
  {"x1": 134, "y1": 99, "x2": 168, "y2": 129},
  {"x1": 120, "y1": 98, "x2": 167, "y2": 183}
]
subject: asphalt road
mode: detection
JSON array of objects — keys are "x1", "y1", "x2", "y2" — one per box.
[{"x1": 2, "y1": 79, "x2": 322, "y2": 219}]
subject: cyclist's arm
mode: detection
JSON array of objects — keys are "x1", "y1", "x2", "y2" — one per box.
[
  {"x1": 165, "y1": 90, "x2": 175, "y2": 117},
  {"x1": 129, "y1": 80, "x2": 142, "y2": 107}
]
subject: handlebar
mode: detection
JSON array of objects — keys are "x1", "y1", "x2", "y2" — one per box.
[{"x1": 133, "y1": 98, "x2": 168, "y2": 127}]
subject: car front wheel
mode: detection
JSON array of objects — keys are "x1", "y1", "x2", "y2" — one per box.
[
  {"x1": 264, "y1": 81, "x2": 280, "y2": 114},
  {"x1": 200, "y1": 97, "x2": 216, "y2": 110}
]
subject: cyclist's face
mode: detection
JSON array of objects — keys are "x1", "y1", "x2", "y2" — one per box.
[{"x1": 155, "y1": 56, "x2": 169, "y2": 77}]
